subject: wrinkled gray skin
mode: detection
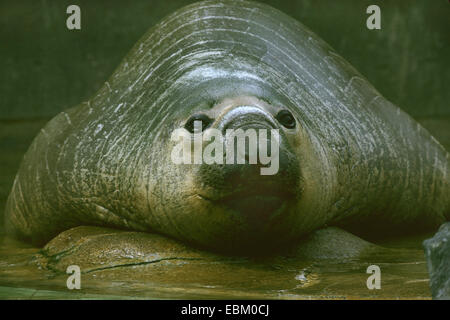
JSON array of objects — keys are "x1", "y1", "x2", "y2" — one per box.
[{"x1": 4, "y1": 0, "x2": 450, "y2": 255}]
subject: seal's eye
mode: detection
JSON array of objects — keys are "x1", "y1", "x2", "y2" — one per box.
[
  {"x1": 184, "y1": 114, "x2": 212, "y2": 133},
  {"x1": 276, "y1": 110, "x2": 296, "y2": 129}
]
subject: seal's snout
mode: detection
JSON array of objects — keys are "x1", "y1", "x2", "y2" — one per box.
[
  {"x1": 219, "y1": 106, "x2": 278, "y2": 167},
  {"x1": 218, "y1": 105, "x2": 276, "y2": 132},
  {"x1": 214, "y1": 143, "x2": 297, "y2": 226},
  {"x1": 172, "y1": 97, "x2": 301, "y2": 252},
  {"x1": 193, "y1": 102, "x2": 300, "y2": 228}
]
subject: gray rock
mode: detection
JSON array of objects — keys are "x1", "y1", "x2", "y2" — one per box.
[{"x1": 423, "y1": 222, "x2": 450, "y2": 300}]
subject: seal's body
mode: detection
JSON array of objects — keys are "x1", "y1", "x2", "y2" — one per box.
[{"x1": 5, "y1": 0, "x2": 449, "y2": 253}]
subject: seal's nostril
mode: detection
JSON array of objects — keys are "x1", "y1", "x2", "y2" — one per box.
[
  {"x1": 185, "y1": 114, "x2": 212, "y2": 133},
  {"x1": 276, "y1": 110, "x2": 296, "y2": 129}
]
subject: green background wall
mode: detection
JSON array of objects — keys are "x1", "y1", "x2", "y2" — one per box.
[{"x1": 0, "y1": 0, "x2": 449, "y2": 119}]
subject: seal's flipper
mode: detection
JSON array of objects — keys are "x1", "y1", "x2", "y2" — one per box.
[
  {"x1": 37, "y1": 226, "x2": 230, "y2": 274},
  {"x1": 285, "y1": 227, "x2": 382, "y2": 260},
  {"x1": 38, "y1": 226, "x2": 384, "y2": 273}
]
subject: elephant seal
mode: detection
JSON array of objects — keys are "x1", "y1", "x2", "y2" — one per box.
[{"x1": 4, "y1": 0, "x2": 449, "y2": 254}]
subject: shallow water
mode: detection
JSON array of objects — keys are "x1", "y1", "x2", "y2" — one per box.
[
  {"x1": 0, "y1": 119, "x2": 447, "y2": 299},
  {"x1": 0, "y1": 232, "x2": 434, "y2": 299}
]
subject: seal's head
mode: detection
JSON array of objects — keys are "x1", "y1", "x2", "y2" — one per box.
[
  {"x1": 147, "y1": 94, "x2": 327, "y2": 254},
  {"x1": 93, "y1": 0, "x2": 341, "y2": 255}
]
